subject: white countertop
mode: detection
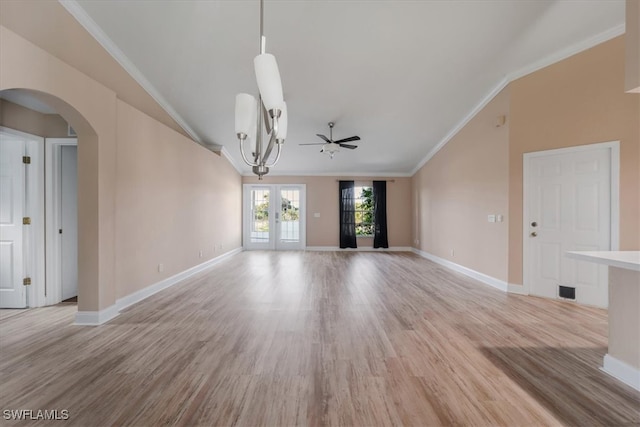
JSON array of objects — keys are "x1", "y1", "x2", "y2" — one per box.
[{"x1": 566, "y1": 251, "x2": 640, "y2": 272}]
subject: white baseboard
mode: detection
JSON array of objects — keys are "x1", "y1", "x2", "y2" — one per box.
[
  {"x1": 74, "y1": 248, "x2": 242, "y2": 326},
  {"x1": 74, "y1": 305, "x2": 119, "y2": 326},
  {"x1": 602, "y1": 354, "x2": 640, "y2": 391},
  {"x1": 117, "y1": 247, "x2": 242, "y2": 312},
  {"x1": 305, "y1": 246, "x2": 413, "y2": 252},
  {"x1": 412, "y1": 248, "x2": 508, "y2": 292},
  {"x1": 508, "y1": 283, "x2": 529, "y2": 295}
]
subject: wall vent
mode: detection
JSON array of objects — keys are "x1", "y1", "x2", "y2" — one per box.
[{"x1": 559, "y1": 285, "x2": 576, "y2": 300}]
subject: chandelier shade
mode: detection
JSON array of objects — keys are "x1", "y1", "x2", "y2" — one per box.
[
  {"x1": 235, "y1": 0, "x2": 286, "y2": 179},
  {"x1": 234, "y1": 93, "x2": 256, "y2": 136},
  {"x1": 277, "y1": 102, "x2": 288, "y2": 140},
  {"x1": 254, "y1": 53, "x2": 284, "y2": 113}
]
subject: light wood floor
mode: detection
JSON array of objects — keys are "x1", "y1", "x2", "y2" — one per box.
[{"x1": 1, "y1": 251, "x2": 638, "y2": 426}]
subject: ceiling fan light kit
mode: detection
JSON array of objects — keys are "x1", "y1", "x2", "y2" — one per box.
[
  {"x1": 234, "y1": 0, "x2": 286, "y2": 179},
  {"x1": 300, "y1": 122, "x2": 361, "y2": 159}
]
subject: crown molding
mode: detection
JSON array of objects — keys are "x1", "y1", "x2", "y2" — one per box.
[
  {"x1": 58, "y1": 0, "x2": 203, "y2": 144},
  {"x1": 410, "y1": 23, "x2": 625, "y2": 177},
  {"x1": 219, "y1": 146, "x2": 245, "y2": 175},
  {"x1": 507, "y1": 24, "x2": 625, "y2": 83},
  {"x1": 241, "y1": 170, "x2": 413, "y2": 178},
  {"x1": 409, "y1": 77, "x2": 509, "y2": 177}
]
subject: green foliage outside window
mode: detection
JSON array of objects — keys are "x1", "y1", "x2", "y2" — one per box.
[
  {"x1": 355, "y1": 186, "x2": 374, "y2": 236},
  {"x1": 253, "y1": 194, "x2": 299, "y2": 232}
]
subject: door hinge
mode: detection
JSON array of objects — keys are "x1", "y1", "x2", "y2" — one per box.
[
  {"x1": 23, "y1": 217, "x2": 31, "y2": 225},
  {"x1": 23, "y1": 277, "x2": 32, "y2": 286},
  {"x1": 22, "y1": 156, "x2": 31, "y2": 164}
]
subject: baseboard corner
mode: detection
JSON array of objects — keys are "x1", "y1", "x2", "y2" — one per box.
[{"x1": 602, "y1": 354, "x2": 640, "y2": 392}]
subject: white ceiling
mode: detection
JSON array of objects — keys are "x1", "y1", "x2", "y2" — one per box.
[{"x1": 67, "y1": 0, "x2": 624, "y2": 176}]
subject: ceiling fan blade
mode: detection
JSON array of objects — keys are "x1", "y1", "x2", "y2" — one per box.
[
  {"x1": 333, "y1": 136, "x2": 360, "y2": 144},
  {"x1": 316, "y1": 134, "x2": 331, "y2": 143},
  {"x1": 299, "y1": 143, "x2": 325, "y2": 146},
  {"x1": 339, "y1": 143, "x2": 358, "y2": 149}
]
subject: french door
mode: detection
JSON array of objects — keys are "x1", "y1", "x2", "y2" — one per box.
[{"x1": 243, "y1": 184, "x2": 306, "y2": 250}]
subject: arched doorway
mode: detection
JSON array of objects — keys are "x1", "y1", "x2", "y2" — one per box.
[{"x1": 0, "y1": 88, "x2": 114, "y2": 322}]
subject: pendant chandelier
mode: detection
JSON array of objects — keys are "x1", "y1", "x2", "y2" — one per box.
[{"x1": 234, "y1": 0, "x2": 287, "y2": 180}]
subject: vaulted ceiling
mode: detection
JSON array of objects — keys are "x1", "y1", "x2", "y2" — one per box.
[{"x1": 63, "y1": 0, "x2": 624, "y2": 176}]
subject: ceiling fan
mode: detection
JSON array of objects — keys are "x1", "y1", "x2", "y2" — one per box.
[{"x1": 299, "y1": 122, "x2": 361, "y2": 158}]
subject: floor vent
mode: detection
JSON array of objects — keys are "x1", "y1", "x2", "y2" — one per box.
[{"x1": 559, "y1": 285, "x2": 576, "y2": 300}]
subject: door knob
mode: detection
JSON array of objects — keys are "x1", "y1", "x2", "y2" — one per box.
[{"x1": 530, "y1": 232, "x2": 537, "y2": 237}]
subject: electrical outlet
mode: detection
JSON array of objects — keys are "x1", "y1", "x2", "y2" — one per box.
[
  {"x1": 158, "y1": 263, "x2": 164, "y2": 273},
  {"x1": 450, "y1": 249, "x2": 455, "y2": 257},
  {"x1": 496, "y1": 214, "x2": 504, "y2": 222},
  {"x1": 415, "y1": 239, "x2": 420, "y2": 245},
  {"x1": 199, "y1": 250, "x2": 203, "y2": 258}
]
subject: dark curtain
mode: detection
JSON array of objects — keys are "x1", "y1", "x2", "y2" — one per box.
[
  {"x1": 339, "y1": 180, "x2": 357, "y2": 248},
  {"x1": 373, "y1": 180, "x2": 389, "y2": 248}
]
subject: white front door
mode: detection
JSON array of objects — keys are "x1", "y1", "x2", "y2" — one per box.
[
  {"x1": 524, "y1": 143, "x2": 616, "y2": 308},
  {"x1": 0, "y1": 134, "x2": 26, "y2": 308},
  {"x1": 243, "y1": 184, "x2": 306, "y2": 250}
]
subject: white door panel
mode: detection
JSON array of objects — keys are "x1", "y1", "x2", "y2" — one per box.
[
  {"x1": 0, "y1": 135, "x2": 26, "y2": 308},
  {"x1": 243, "y1": 184, "x2": 305, "y2": 250},
  {"x1": 526, "y1": 145, "x2": 612, "y2": 308}
]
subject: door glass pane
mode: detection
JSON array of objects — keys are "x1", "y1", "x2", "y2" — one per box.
[
  {"x1": 251, "y1": 189, "x2": 270, "y2": 243},
  {"x1": 280, "y1": 189, "x2": 300, "y2": 243}
]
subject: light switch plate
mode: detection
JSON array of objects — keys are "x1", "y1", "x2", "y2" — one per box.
[
  {"x1": 314, "y1": 212, "x2": 320, "y2": 218},
  {"x1": 488, "y1": 214, "x2": 496, "y2": 223}
]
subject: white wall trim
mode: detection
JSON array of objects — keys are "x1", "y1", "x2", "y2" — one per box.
[
  {"x1": 602, "y1": 354, "x2": 640, "y2": 392},
  {"x1": 74, "y1": 304, "x2": 119, "y2": 326},
  {"x1": 245, "y1": 171, "x2": 414, "y2": 178},
  {"x1": 507, "y1": 24, "x2": 625, "y2": 83},
  {"x1": 507, "y1": 283, "x2": 529, "y2": 295},
  {"x1": 73, "y1": 248, "x2": 242, "y2": 325},
  {"x1": 409, "y1": 24, "x2": 624, "y2": 178},
  {"x1": 219, "y1": 146, "x2": 244, "y2": 175},
  {"x1": 58, "y1": 0, "x2": 202, "y2": 144},
  {"x1": 116, "y1": 247, "x2": 242, "y2": 312},
  {"x1": 409, "y1": 77, "x2": 509, "y2": 176},
  {"x1": 412, "y1": 248, "x2": 508, "y2": 292},
  {"x1": 305, "y1": 246, "x2": 413, "y2": 252}
]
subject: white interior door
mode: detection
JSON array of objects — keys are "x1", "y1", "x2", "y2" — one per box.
[
  {"x1": 60, "y1": 145, "x2": 78, "y2": 300},
  {"x1": 243, "y1": 184, "x2": 305, "y2": 250},
  {"x1": 524, "y1": 144, "x2": 614, "y2": 308},
  {"x1": 276, "y1": 186, "x2": 305, "y2": 250},
  {"x1": 0, "y1": 134, "x2": 26, "y2": 308}
]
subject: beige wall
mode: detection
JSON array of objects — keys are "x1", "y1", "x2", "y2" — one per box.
[
  {"x1": 411, "y1": 88, "x2": 510, "y2": 282},
  {"x1": 1, "y1": 24, "x2": 242, "y2": 311},
  {"x1": 242, "y1": 176, "x2": 412, "y2": 248},
  {"x1": 508, "y1": 36, "x2": 640, "y2": 285},
  {"x1": 0, "y1": 0, "x2": 188, "y2": 137},
  {"x1": 115, "y1": 101, "x2": 241, "y2": 298},
  {"x1": 0, "y1": 99, "x2": 69, "y2": 137},
  {"x1": 626, "y1": 0, "x2": 640, "y2": 93}
]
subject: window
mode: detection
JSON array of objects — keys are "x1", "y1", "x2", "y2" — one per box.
[{"x1": 354, "y1": 185, "x2": 374, "y2": 236}]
